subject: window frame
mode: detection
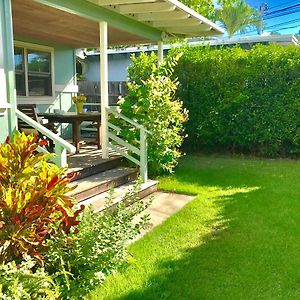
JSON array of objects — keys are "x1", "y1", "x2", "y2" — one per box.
[{"x1": 14, "y1": 41, "x2": 55, "y2": 104}]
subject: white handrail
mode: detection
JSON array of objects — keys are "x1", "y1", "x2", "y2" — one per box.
[
  {"x1": 16, "y1": 109, "x2": 76, "y2": 167},
  {"x1": 107, "y1": 107, "x2": 151, "y2": 135},
  {"x1": 107, "y1": 107, "x2": 150, "y2": 183}
]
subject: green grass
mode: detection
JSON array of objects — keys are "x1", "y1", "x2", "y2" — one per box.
[{"x1": 87, "y1": 155, "x2": 300, "y2": 300}]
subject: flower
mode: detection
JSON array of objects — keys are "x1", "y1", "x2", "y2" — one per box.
[{"x1": 72, "y1": 94, "x2": 87, "y2": 104}]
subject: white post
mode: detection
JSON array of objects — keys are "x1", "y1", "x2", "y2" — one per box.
[
  {"x1": 157, "y1": 41, "x2": 163, "y2": 66},
  {"x1": 53, "y1": 145, "x2": 67, "y2": 168},
  {"x1": 140, "y1": 128, "x2": 147, "y2": 183},
  {"x1": 100, "y1": 21, "x2": 109, "y2": 159}
]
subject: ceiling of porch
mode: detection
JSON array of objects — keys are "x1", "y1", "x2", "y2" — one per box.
[{"x1": 12, "y1": 0, "x2": 223, "y2": 48}]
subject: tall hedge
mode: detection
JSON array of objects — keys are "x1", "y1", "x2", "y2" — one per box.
[{"x1": 173, "y1": 44, "x2": 300, "y2": 156}]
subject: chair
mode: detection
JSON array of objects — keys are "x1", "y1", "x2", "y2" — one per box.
[{"x1": 17, "y1": 104, "x2": 57, "y2": 151}]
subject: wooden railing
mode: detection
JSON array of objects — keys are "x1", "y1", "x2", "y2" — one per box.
[
  {"x1": 107, "y1": 106, "x2": 151, "y2": 183},
  {"x1": 16, "y1": 109, "x2": 76, "y2": 167}
]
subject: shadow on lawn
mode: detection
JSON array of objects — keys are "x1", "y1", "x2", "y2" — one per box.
[
  {"x1": 114, "y1": 187, "x2": 266, "y2": 300},
  {"x1": 92, "y1": 156, "x2": 300, "y2": 299}
]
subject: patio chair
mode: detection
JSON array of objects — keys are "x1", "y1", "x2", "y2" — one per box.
[{"x1": 17, "y1": 104, "x2": 57, "y2": 151}]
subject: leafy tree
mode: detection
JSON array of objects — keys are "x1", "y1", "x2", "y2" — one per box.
[
  {"x1": 215, "y1": 0, "x2": 260, "y2": 37},
  {"x1": 181, "y1": 0, "x2": 215, "y2": 18}
]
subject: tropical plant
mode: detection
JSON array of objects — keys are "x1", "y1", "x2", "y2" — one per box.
[
  {"x1": 114, "y1": 51, "x2": 188, "y2": 175},
  {"x1": 0, "y1": 131, "x2": 83, "y2": 264},
  {"x1": 215, "y1": 0, "x2": 260, "y2": 37},
  {"x1": 46, "y1": 181, "x2": 151, "y2": 299},
  {"x1": 71, "y1": 94, "x2": 87, "y2": 104}
]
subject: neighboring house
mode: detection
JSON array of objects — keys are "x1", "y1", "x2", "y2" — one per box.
[
  {"x1": 82, "y1": 34, "x2": 298, "y2": 82},
  {"x1": 0, "y1": 0, "x2": 223, "y2": 178}
]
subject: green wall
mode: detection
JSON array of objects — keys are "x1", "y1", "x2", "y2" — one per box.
[{"x1": 0, "y1": 114, "x2": 9, "y2": 142}]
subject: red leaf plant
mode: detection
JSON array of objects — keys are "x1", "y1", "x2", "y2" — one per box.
[{"x1": 0, "y1": 131, "x2": 84, "y2": 265}]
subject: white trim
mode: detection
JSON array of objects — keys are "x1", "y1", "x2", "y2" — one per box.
[
  {"x1": 17, "y1": 96, "x2": 55, "y2": 104},
  {"x1": 100, "y1": 21, "x2": 109, "y2": 159},
  {"x1": 14, "y1": 40, "x2": 55, "y2": 100}
]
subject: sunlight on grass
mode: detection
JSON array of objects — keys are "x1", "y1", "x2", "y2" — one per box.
[{"x1": 87, "y1": 155, "x2": 300, "y2": 300}]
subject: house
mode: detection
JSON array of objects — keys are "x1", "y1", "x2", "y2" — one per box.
[
  {"x1": 0, "y1": 0, "x2": 223, "y2": 183},
  {"x1": 81, "y1": 34, "x2": 298, "y2": 83}
]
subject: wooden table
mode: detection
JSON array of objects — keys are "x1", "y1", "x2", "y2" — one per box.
[{"x1": 39, "y1": 112, "x2": 101, "y2": 153}]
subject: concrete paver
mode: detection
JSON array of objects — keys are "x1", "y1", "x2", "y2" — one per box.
[{"x1": 136, "y1": 192, "x2": 195, "y2": 239}]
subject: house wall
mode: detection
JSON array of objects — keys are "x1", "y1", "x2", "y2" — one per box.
[
  {"x1": 0, "y1": 38, "x2": 78, "y2": 141},
  {"x1": 84, "y1": 53, "x2": 132, "y2": 82}
]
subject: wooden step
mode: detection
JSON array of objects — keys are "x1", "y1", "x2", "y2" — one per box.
[
  {"x1": 76, "y1": 179, "x2": 158, "y2": 212},
  {"x1": 70, "y1": 156, "x2": 125, "y2": 181},
  {"x1": 69, "y1": 167, "x2": 138, "y2": 202}
]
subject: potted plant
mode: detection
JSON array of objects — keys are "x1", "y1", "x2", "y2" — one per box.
[{"x1": 72, "y1": 94, "x2": 87, "y2": 114}]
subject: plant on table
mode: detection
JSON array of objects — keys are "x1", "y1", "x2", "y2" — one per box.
[{"x1": 72, "y1": 94, "x2": 87, "y2": 113}]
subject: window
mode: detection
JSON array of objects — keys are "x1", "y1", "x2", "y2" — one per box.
[{"x1": 14, "y1": 44, "x2": 53, "y2": 98}]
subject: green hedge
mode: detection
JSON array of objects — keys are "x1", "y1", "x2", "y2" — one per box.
[{"x1": 173, "y1": 44, "x2": 300, "y2": 156}]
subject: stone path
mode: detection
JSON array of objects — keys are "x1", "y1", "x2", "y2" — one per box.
[{"x1": 135, "y1": 191, "x2": 195, "y2": 239}]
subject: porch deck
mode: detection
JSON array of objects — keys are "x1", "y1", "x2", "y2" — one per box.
[{"x1": 66, "y1": 142, "x2": 123, "y2": 180}]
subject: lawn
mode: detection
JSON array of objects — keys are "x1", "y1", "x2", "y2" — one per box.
[{"x1": 88, "y1": 155, "x2": 300, "y2": 300}]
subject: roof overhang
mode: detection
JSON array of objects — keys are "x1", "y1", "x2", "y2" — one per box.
[
  {"x1": 12, "y1": 0, "x2": 223, "y2": 48},
  {"x1": 87, "y1": 0, "x2": 224, "y2": 38}
]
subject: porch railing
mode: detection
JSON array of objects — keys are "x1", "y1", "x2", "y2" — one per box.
[
  {"x1": 16, "y1": 109, "x2": 76, "y2": 167},
  {"x1": 107, "y1": 107, "x2": 151, "y2": 183}
]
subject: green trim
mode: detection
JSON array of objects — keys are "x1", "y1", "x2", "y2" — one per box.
[{"x1": 35, "y1": 0, "x2": 163, "y2": 41}]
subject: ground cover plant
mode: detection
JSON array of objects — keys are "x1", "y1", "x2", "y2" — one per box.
[
  {"x1": 89, "y1": 155, "x2": 300, "y2": 299},
  {"x1": 0, "y1": 132, "x2": 150, "y2": 299},
  {"x1": 173, "y1": 44, "x2": 300, "y2": 157}
]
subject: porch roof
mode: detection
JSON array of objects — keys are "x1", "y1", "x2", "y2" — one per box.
[{"x1": 12, "y1": 0, "x2": 223, "y2": 48}]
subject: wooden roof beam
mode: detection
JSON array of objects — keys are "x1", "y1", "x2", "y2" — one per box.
[
  {"x1": 117, "y1": 3, "x2": 176, "y2": 14},
  {"x1": 96, "y1": 0, "x2": 155, "y2": 5},
  {"x1": 152, "y1": 18, "x2": 202, "y2": 27},
  {"x1": 168, "y1": 26, "x2": 212, "y2": 33},
  {"x1": 135, "y1": 11, "x2": 190, "y2": 21}
]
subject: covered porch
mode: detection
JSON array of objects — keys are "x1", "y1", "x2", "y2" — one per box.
[{"x1": 0, "y1": 0, "x2": 223, "y2": 181}]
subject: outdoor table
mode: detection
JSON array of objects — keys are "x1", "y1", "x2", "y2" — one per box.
[{"x1": 39, "y1": 112, "x2": 101, "y2": 153}]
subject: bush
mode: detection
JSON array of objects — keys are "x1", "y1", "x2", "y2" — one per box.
[
  {"x1": 0, "y1": 259, "x2": 60, "y2": 300},
  {"x1": 174, "y1": 44, "x2": 300, "y2": 157},
  {"x1": 45, "y1": 181, "x2": 151, "y2": 299},
  {"x1": 0, "y1": 132, "x2": 83, "y2": 264},
  {"x1": 115, "y1": 52, "x2": 188, "y2": 175}
]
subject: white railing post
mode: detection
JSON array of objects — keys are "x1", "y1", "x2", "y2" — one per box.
[
  {"x1": 53, "y1": 144, "x2": 67, "y2": 168},
  {"x1": 140, "y1": 127, "x2": 148, "y2": 183},
  {"x1": 100, "y1": 21, "x2": 109, "y2": 159}
]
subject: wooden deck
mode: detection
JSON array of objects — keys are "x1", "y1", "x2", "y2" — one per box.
[{"x1": 67, "y1": 143, "x2": 123, "y2": 179}]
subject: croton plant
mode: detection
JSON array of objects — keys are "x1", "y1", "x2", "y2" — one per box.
[{"x1": 0, "y1": 131, "x2": 83, "y2": 265}]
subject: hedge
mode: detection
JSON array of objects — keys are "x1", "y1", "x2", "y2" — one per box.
[{"x1": 173, "y1": 44, "x2": 300, "y2": 157}]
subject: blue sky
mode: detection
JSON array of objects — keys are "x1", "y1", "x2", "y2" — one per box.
[{"x1": 244, "y1": 0, "x2": 300, "y2": 35}]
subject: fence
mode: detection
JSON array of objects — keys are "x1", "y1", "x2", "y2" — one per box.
[{"x1": 78, "y1": 81, "x2": 128, "y2": 111}]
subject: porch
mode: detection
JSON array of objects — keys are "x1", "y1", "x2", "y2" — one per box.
[{"x1": 0, "y1": 0, "x2": 224, "y2": 183}]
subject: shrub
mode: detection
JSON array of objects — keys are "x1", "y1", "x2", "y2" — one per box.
[
  {"x1": 115, "y1": 52, "x2": 188, "y2": 175},
  {"x1": 0, "y1": 259, "x2": 60, "y2": 300},
  {"x1": 0, "y1": 131, "x2": 83, "y2": 264},
  {"x1": 45, "y1": 181, "x2": 151, "y2": 299},
  {"x1": 174, "y1": 44, "x2": 300, "y2": 157}
]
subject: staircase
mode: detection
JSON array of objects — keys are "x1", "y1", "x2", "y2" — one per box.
[{"x1": 68, "y1": 155, "x2": 157, "y2": 212}]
